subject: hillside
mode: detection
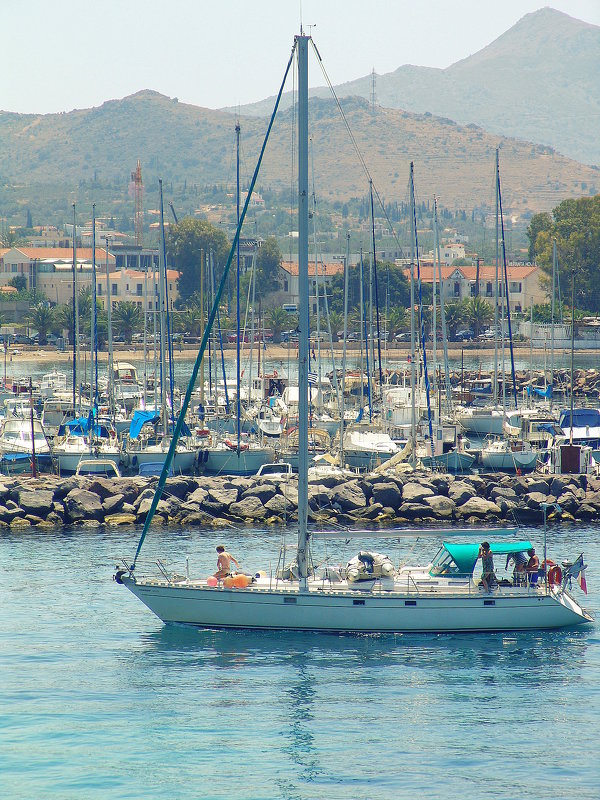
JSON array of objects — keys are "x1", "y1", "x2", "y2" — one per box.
[
  {"x1": 0, "y1": 91, "x2": 598, "y2": 227},
  {"x1": 228, "y1": 8, "x2": 600, "y2": 166}
]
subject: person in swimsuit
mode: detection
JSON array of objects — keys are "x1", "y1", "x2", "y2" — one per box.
[
  {"x1": 526, "y1": 548, "x2": 540, "y2": 584},
  {"x1": 478, "y1": 541, "x2": 496, "y2": 592},
  {"x1": 214, "y1": 545, "x2": 240, "y2": 580}
]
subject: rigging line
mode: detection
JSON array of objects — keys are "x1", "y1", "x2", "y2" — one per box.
[
  {"x1": 310, "y1": 38, "x2": 410, "y2": 257},
  {"x1": 130, "y1": 42, "x2": 297, "y2": 570},
  {"x1": 369, "y1": 182, "x2": 384, "y2": 397}
]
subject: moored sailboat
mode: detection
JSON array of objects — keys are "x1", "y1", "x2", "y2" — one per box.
[{"x1": 116, "y1": 32, "x2": 592, "y2": 633}]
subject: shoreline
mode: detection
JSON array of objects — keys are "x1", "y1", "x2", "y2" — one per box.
[{"x1": 5, "y1": 342, "x2": 594, "y2": 365}]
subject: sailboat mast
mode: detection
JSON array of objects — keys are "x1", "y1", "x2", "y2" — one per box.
[
  {"x1": 296, "y1": 32, "x2": 310, "y2": 590},
  {"x1": 340, "y1": 231, "x2": 350, "y2": 467},
  {"x1": 493, "y1": 150, "x2": 499, "y2": 405},
  {"x1": 409, "y1": 164, "x2": 417, "y2": 464},
  {"x1": 72, "y1": 204, "x2": 78, "y2": 412},
  {"x1": 550, "y1": 238, "x2": 556, "y2": 410},
  {"x1": 158, "y1": 180, "x2": 168, "y2": 435},
  {"x1": 236, "y1": 122, "x2": 242, "y2": 452},
  {"x1": 91, "y1": 204, "x2": 97, "y2": 438},
  {"x1": 104, "y1": 236, "x2": 114, "y2": 417}
]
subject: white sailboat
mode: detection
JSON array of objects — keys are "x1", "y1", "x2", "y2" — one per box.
[{"x1": 116, "y1": 32, "x2": 592, "y2": 633}]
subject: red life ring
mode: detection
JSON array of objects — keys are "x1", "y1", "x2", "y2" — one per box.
[{"x1": 548, "y1": 565, "x2": 562, "y2": 586}]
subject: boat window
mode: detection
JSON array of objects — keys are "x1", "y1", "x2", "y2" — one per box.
[{"x1": 429, "y1": 549, "x2": 462, "y2": 577}]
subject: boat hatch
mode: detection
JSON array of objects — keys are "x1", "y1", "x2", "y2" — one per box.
[{"x1": 429, "y1": 540, "x2": 533, "y2": 577}]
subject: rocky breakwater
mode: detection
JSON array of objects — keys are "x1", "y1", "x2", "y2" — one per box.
[{"x1": 1, "y1": 470, "x2": 600, "y2": 530}]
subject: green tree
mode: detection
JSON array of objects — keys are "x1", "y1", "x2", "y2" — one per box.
[
  {"x1": 386, "y1": 307, "x2": 409, "y2": 337},
  {"x1": 112, "y1": 301, "x2": 143, "y2": 344},
  {"x1": 328, "y1": 260, "x2": 410, "y2": 315},
  {"x1": 529, "y1": 195, "x2": 600, "y2": 312},
  {"x1": 27, "y1": 304, "x2": 54, "y2": 345},
  {"x1": 55, "y1": 288, "x2": 92, "y2": 337},
  {"x1": 266, "y1": 307, "x2": 291, "y2": 342},
  {"x1": 9, "y1": 275, "x2": 27, "y2": 293},
  {"x1": 443, "y1": 300, "x2": 468, "y2": 337},
  {"x1": 167, "y1": 218, "x2": 230, "y2": 303},
  {"x1": 526, "y1": 212, "x2": 553, "y2": 263},
  {"x1": 463, "y1": 296, "x2": 493, "y2": 337},
  {"x1": 255, "y1": 237, "x2": 282, "y2": 297}
]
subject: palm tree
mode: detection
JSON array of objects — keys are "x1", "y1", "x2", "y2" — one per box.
[
  {"x1": 386, "y1": 307, "x2": 409, "y2": 338},
  {"x1": 112, "y1": 301, "x2": 143, "y2": 344},
  {"x1": 266, "y1": 307, "x2": 290, "y2": 342},
  {"x1": 28, "y1": 304, "x2": 54, "y2": 345},
  {"x1": 463, "y1": 296, "x2": 493, "y2": 338},
  {"x1": 443, "y1": 300, "x2": 468, "y2": 338}
]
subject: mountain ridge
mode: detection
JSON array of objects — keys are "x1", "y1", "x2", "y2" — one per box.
[{"x1": 223, "y1": 8, "x2": 600, "y2": 166}]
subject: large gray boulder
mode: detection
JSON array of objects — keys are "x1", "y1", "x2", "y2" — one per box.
[
  {"x1": 398, "y1": 502, "x2": 435, "y2": 519},
  {"x1": 264, "y1": 493, "x2": 296, "y2": 516},
  {"x1": 17, "y1": 489, "x2": 55, "y2": 515},
  {"x1": 490, "y1": 486, "x2": 518, "y2": 502},
  {"x1": 308, "y1": 484, "x2": 334, "y2": 509},
  {"x1": 136, "y1": 496, "x2": 171, "y2": 521},
  {"x1": 331, "y1": 481, "x2": 367, "y2": 511},
  {"x1": 456, "y1": 496, "x2": 501, "y2": 518},
  {"x1": 241, "y1": 483, "x2": 278, "y2": 505},
  {"x1": 64, "y1": 489, "x2": 104, "y2": 522},
  {"x1": 370, "y1": 481, "x2": 403, "y2": 509},
  {"x1": 448, "y1": 481, "x2": 475, "y2": 505},
  {"x1": 402, "y1": 482, "x2": 435, "y2": 504},
  {"x1": 423, "y1": 495, "x2": 456, "y2": 518},
  {"x1": 102, "y1": 493, "x2": 125, "y2": 514},
  {"x1": 207, "y1": 486, "x2": 239, "y2": 510},
  {"x1": 229, "y1": 496, "x2": 269, "y2": 521}
]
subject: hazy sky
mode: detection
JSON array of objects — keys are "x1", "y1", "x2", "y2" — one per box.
[{"x1": 3, "y1": 1, "x2": 598, "y2": 114}]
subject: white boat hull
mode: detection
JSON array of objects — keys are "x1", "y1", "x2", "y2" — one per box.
[
  {"x1": 126, "y1": 448, "x2": 196, "y2": 474},
  {"x1": 57, "y1": 448, "x2": 121, "y2": 474},
  {"x1": 121, "y1": 577, "x2": 591, "y2": 632},
  {"x1": 202, "y1": 446, "x2": 274, "y2": 476},
  {"x1": 481, "y1": 449, "x2": 539, "y2": 472},
  {"x1": 457, "y1": 411, "x2": 504, "y2": 436}
]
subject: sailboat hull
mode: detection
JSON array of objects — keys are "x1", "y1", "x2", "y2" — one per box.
[
  {"x1": 122, "y1": 577, "x2": 591, "y2": 632},
  {"x1": 202, "y1": 446, "x2": 274, "y2": 476}
]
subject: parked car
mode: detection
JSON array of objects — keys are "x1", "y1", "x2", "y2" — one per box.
[
  {"x1": 453, "y1": 329, "x2": 474, "y2": 342},
  {"x1": 13, "y1": 334, "x2": 33, "y2": 345},
  {"x1": 394, "y1": 332, "x2": 411, "y2": 342}
]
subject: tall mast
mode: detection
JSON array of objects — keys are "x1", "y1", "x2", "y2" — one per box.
[
  {"x1": 104, "y1": 236, "x2": 114, "y2": 418},
  {"x1": 296, "y1": 32, "x2": 310, "y2": 590},
  {"x1": 340, "y1": 231, "x2": 350, "y2": 468},
  {"x1": 91, "y1": 204, "x2": 97, "y2": 436},
  {"x1": 493, "y1": 149, "x2": 499, "y2": 405},
  {"x1": 550, "y1": 238, "x2": 556, "y2": 410},
  {"x1": 409, "y1": 164, "x2": 417, "y2": 465},
  {"x1": 72, "y1": 204, "x2": 78, "y2": 412},
  {"x1": 235, "y1": 121, "x2": 242, "y2": 451},
  {"x1": 158, "y1": 180, "x2": 168, "y2": 435},
  {"x1": 434, "y1": 197, "x2": 452, "y2": 414}
]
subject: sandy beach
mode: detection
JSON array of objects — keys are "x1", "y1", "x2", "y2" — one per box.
[{"x1": 5, "y1": 341, "x2": 583, "y2": 366}]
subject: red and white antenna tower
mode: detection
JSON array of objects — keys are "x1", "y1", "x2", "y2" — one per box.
[{"x1": 131, "y1": 159, "x2": 143, "y2": 247}]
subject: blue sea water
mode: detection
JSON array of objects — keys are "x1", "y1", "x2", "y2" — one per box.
[{"x1": 1, "y1": 522, "x2": 599, "y2": 800}]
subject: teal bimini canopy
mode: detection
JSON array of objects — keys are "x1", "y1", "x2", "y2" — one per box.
[
  {"x1": 128, "y1": 410, "x2": 192, "y2": 439},
  {"x1": 434, "y1": 540, "x2": 534, "y2": 577}
]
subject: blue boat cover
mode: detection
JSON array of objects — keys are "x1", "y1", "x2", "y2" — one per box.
[
  {"x1": 128, "y1": 410, "x2": 191, "y2": 439},
  {"x1": 58, "y1": 416, "x2": 111, "y2": 438},
  {"x1": 129, "y1": 410, "x2": 160, "y2": 439},
  {"x1": 559, "y1": 408, "x2": 600, "y2": 429}
]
